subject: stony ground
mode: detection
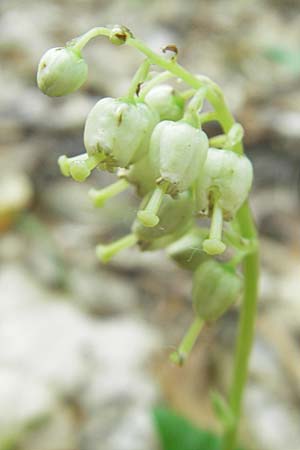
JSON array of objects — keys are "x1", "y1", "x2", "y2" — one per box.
[{"x1": 0, "y1": 1, "x2": 300, "y2": 449}]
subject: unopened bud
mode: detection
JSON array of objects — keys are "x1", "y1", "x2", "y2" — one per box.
[
  {"x1": 84, "y1": 98, "x2": 158, "y2": 169},
  {"x1": 192, "y1": 260, "x2": 242, "y2": 322},
  {"x1": 37, "y1": 47, "x2": 88, "y2": 97},
  {"x1": 109, "y1": 25, "x2": 133, "y2": 46}
]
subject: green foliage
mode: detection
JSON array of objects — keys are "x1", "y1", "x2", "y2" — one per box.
[
  {"x1": 211, "y1": 391, "x2": 235, "y2": 430},
  {"x1": 153, "y1": 407, "x2": 244, "y2": 450}
]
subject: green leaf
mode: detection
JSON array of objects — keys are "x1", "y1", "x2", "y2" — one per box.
[
  {"x1": 211, "y1": 391, "x2": 235, "y2": 430},
  {"x1": 153, "y1": 407, "x2": 245, "y2": 450},
  {"x1": 153, "y1": 407, "x2": 221, "y2": 450}
]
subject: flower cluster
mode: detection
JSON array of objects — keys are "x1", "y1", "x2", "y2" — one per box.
[{"x1": 37, "y1": 26, "x2": 254, "y2": 364}]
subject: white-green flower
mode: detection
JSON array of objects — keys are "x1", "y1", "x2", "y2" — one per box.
[
  {"x1": 37, "y1": 47, "x2": 88, "y2": 96},
  {"x1": 149, "y1": 120, "x2": 208, "y2": 194},
  {"x1": 144, "y1": 85, "x2": 184, "y2": 121},
  {"x1": 84, "y1": 98, "x2": 159, "y2": 169},
  {"x1": 196, "y1": 147, "x2": 253, "y2": 256},
  {"x1": 196, "y1": 148, "x2": 253, "y2": 220}
]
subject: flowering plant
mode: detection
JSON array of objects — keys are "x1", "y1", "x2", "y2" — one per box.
[{"x1": 37, "y1": 25, "x2": 259, "y2": 450}]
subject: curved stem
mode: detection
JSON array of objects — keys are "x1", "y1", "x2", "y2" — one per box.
[
  {"x1": 127, "y1": 59, "x2": 151, "y2": 101},
  {"x1": 186, "y1": 87, "x2": 207, "y2": 113},
  {"x1": 199, "y1": 111, "x2": 218, "y2": 125},
  {"x1": 224, "y1": 123, "x2": 244, "y2": 151},
  {"x1": 183, "y1": 87, "x2": 207, "y2": 127},
  {"x1": 71, "y1": 27, "x2": 111, "y2": 52},
  {"x1": 70, "y1": 26, "x2": 240, "y2": 152},
  {"x1": 89, "y1": 178, "x2": 129, "y2": 207},
  {"x1": 127, "y1": 37, "x2": 242, "y2": 152},
  {"x1": 139, "y1": 71, "x2": 174, "y2": 100}
]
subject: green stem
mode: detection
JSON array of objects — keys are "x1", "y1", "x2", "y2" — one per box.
[
  {"x1": 89, "y1": 178, "x2": 129, "y2": 207},
  {"x1": 96, "y1": 233, "x2": 138, "y2": 263},
  {"x1": 226, "y1": 251, "x2": 246, "y2": 271},
  {"x1": 127, "y1": 59, "x2": 151, "y2": 101},
  {"x1": 183, "y1": 87, "x2": 207, "y2": 127},
  {"x1": 222, "y1": 203, "x2": 259, "y2": 450},
  {"x1": 180, "y1": 88, "x2": 196, "y2": 100},
  {"x1": 170, "y1": 317, "x2": 204, "y2": 366},
  {"x1": 139, "y1": 71, "x2": 174, "y2": 100},
  {"x1": 209, "y1": 134, "x2": 227, "y2": 148},
  {"x1": 186, "y1": 87, "x2": 207, "y2": 112},
  {"x1": 70, "y1": 26, "x2": 240, "y2": 151},
  {"x1": 199, "y1": 111, "x2": 218, "y2": 124},
  {"x1": 224, "y1": 123, "x2": 244, "y2": 151},
  {"x1": 71, "y1": 27, "x2": 111, "y2": 52}
]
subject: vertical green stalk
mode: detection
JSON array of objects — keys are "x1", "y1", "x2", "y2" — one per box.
[{"x1": 222, "y1": 203, "x2": 259, "y2": 450}]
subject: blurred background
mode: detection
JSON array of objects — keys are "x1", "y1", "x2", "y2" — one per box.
[{"x1": 1, "y1": 0, "x2": 300, "y2": 449}]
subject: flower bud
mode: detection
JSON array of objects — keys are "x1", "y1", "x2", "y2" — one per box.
[
  {"x1": 144, "y1": 85, "x2": 184, "y2": 121},
  {"x1": 84, "y1": 98, "x2": 159, "y2": 169},
  {"x1": 192, "y1": 260, "x2": 242, "y2": 322},
  {"x1": 149, "y1": 120, "x2": 208, "y2": 195},
  {"x1": 167, "y1": 228, "x2": 208, "y2": 270},
  {"x1": 37, "y1": 47, "x2": 88, "y2": 97},
  {"x1": 132, "y1": 191, "x2": 193, "y2": 244},
  {"x1": 109, "y1": 25, "x2": 133, "y2": 46},
  {"x1": 196, "y1": 148, "x2": 253, "y2": 220}
]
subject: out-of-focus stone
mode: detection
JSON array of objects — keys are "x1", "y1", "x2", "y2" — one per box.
[
  {"x1": 0, "y1": 172, "x2": 33, "y2": 215},
  {"x1": 69, "y1": 267, "x2": 139, "y2": 315},
  {"x1": 0, "y1": 369, "x2": 55, "y2": 448},
  {"x1": 0, "y1": 172, "x2": 33, "y2": 231},
  {"x1": 245, "y1": 384, "x2": 300, "y2": 450},
  {"x1": 0, "y1": 263, "x2": 161, "y2": 450}
]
